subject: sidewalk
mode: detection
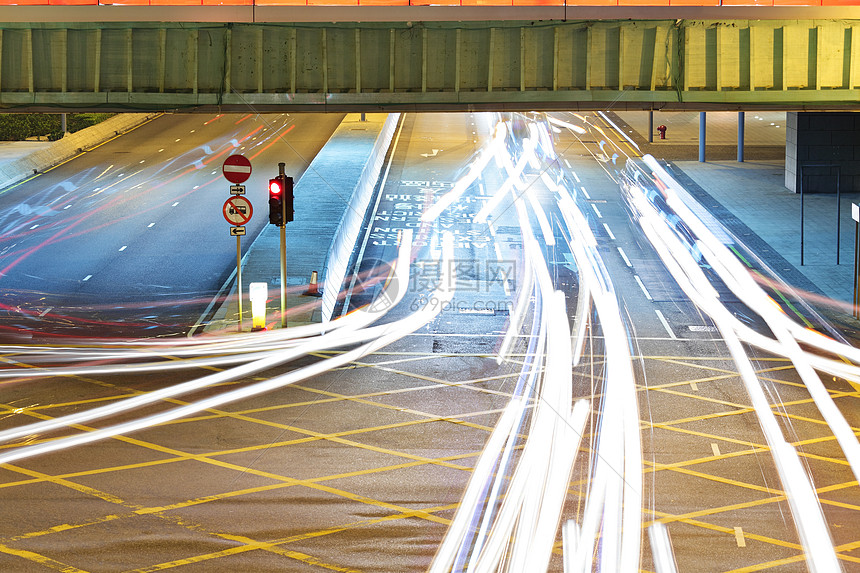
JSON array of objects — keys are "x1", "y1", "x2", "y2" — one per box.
[
  {"x1": 615, "y1": 111, "x2": 860, "y2": 317},
  {"x1": 0, "y1": 141, "x2": 51, "y2": 174}
]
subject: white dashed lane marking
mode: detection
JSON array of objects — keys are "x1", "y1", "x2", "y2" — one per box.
[{"x1": 603, "y1": 223, "x2": 615, "y2": 240}]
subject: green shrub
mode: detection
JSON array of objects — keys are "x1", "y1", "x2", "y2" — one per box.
[{"x1": 0, "y1": 113, "x2": 116, "y2": 141}]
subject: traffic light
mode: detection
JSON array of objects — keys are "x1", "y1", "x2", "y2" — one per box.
[
  {"x1": 284, "y1": 176, "x2": 294, "y2": 223},
  {"x1": 268, "y1": 177, "x2": 283, "y2": 226}
]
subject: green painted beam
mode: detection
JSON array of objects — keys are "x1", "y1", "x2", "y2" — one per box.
[{"x1": 1, "y1": 20, "x2": 858, "y2": 112}]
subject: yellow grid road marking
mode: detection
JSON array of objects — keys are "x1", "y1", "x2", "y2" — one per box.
[{"x1": 0, "y1": 543, "x2": 88, "y2": 572}]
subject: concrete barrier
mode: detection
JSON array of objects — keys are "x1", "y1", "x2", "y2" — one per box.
[
  {"x1": 321, "y1": 113, "x2": 400, "y2": 321},
  {"x1": 0, "y1": 113, "x2": 161, "y2": 190}
]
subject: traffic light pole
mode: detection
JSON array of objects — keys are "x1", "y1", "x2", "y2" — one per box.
[{"x1": 279, "y1": 162, "x2": 287, "y2": 328}]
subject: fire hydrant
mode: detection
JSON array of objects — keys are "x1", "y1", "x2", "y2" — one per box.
[{"x1": 657, "y1": 124, "x2": 667, "y2": 139}]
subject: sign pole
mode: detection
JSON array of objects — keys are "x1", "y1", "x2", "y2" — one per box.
[
  {"x1": 853, "y1": 203, "x2": 859, "y2": 319},
  {"x1": 279, "y1": 162, "x2": 287, "y2": 328},
  {"x1": 236, "y1": 234, "x2": 243, "y2": 332},
  {"x1": 221, "y1": 154, "x2": 253, "y2": 333}
]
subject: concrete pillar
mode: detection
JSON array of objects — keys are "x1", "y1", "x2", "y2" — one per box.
[
  {"x1": 648, "y1": 111, "x2": 653, "y2": 143},
  {"x1": 737, "y1": 111, "x2": 744, "y2": 163},
  {"x1": 785, "y1": 112, "x2": 860, "y2": 193},
  {"x1": 699, "y1": 112, "x2": 706, "y2": 163}
]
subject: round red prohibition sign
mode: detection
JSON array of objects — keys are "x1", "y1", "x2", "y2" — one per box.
[
  {"x1": 223, "y1": 196, "x2": 253, "y2": 226},
  {"x1": 222, "y1": 154, "x2": 252, "y2": 185}
]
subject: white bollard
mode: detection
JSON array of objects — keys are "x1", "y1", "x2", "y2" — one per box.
[{"x1": 249, "y1": 282, "x2": 268, "y2": 331}]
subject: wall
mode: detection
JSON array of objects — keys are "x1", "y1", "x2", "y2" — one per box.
[{"x1": 785, "y1": 112, "x2": 860, "y2": 194}]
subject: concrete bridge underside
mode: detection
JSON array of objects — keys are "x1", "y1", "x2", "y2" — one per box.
[{"x1": 2, "y1": 19, "x2": 860, "y2": 112}]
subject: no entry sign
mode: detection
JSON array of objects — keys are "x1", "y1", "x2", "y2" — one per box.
[
  {"x1": 223, "y1": 196, "x2": 253, "y2": 226},
  {"x1": 222, "y1": 154, "x2": 252, "y2": 184}
]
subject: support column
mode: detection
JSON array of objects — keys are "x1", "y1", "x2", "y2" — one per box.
[
  {"x1": 737, "y1": 111, "x2": 745, "y2": 163},
  {"x1": 699, "y1": 112, "x2": 706, "y2": 163},
  {"x1": 649, "y1": 111, "x2": 654, "y2": 143}
]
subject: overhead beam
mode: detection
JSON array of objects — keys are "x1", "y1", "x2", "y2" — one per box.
[
  {"x1": 4, "y1": 5, "x2": 860, "y2": 24},
  {"x1": 2, "y1": 19, "x2": 860, "y2": 112}
]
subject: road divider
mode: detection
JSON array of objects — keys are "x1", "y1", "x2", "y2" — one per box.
[{"x1": 322, "y1": 113, "x2": 400, "y2": 321}]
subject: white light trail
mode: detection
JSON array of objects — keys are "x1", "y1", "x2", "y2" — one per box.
[
  {"x1": 625, "y1": 159, "x2": 843, "y2": 571},
  {"x1": 647, "y1": 523, "x2": 679, "y2": 573},
  {"x1": 0, "y1": 231, "x2": 461, "y2": 466},
  {"x1": 642, "y1": 155, "x2": 860, "y2": 485}
]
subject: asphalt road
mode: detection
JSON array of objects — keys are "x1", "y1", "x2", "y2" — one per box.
[
  {"x1": 0, "y1": 112, "x2": 343, "y2": 338},
  {"x1": 0, "y1": 112, "x2": 857, "y2": 573}
]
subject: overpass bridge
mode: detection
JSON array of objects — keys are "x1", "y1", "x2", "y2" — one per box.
[{"x1": 0, "y1": 5, "x2": 859, "y2": 112}]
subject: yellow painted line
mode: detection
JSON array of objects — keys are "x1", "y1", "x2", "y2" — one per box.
[
  {"x1": 644, "y1": 355, "x2": 790, "y2": 364},
  {"x1": 648, "y1": 357, "x2": 744, "y2": 375},
  {"x1": 126, "y1": 393, "x2": 486, "y2": 472},
  {"x1": 651, "y1": 422, "x2": 770, "y2": 451},
  {"x1": 645, "y1": 508, "x2": 802, "y2": 552},
  {"x1": 0, "y1": 172, "x2": 44, "y2": 194},
  {"x1": 817, "y1": 480, "x2": 860, "y2": 494},
  {"x1": 642, "y1": 494, "x2": 785, "y2": 529},
  {"x1": 834, "y1": 538, "x2": 860, "y2": 557},
  {"x1": 649, "y1": 421, "x2": 765, "y2": 450},
  {"x1": 774, "y1": 408, "x2": 858, "y2": 432},
  {"x1": 642, "y1": 447, "x2": 764, "y2": 475},
  {"x1": 332, "y1": 352, "x2": 442, "y2": 369},
  {"x1": 138, "y1": 453, "x2": 474, "y2": 515},
  {"x1": 5, "y1": 392, "x2": 144, "y2": 413},
  {"x1": 596, "y1": 114, "x2": 641, "y2": 157},
  {"x1": 260, "y1": 501, "x2": 460, "y2": 548},
  {"x1": 646, "y1": 385, "x2": 751, "y2": 410},
  {"x1": 726, "y1": 551, "x2": 860, "y2": 572},
  {"x1": 210, "y1": 412, "x2": 476, "y2": 472},
  {"x1": 734, "y1": 526, "x2": 747, "y2": 547},
  {"x1": 0, "y1": 456, "x2": 190, "y2": 492},
  {"x1": 711, "y1": 443, "x2": 721, "y2": 457},
  {"x1": 646, "y1": 405, "x2": 753, "y2": 428},
  {"x1": 5, "y1": 439, "x2": 458, "y2": 554},
  {"x1": 722, "y1": 555, "x2": 808, "y2": 572},
  {"x1": 647, "y1": 461, "x2": 783, "y2": 496},
  {"x1": 635, "y1": 373, "x2": 737, "y2": 393},
  {"x1": 4, "y1": 449, "x2": 478, "y2": 546},
  {"x1": 820, "y1": 497, "x2": 860, "y2": 511},
  {"x1": 136, "y1": 498, "x2": 465, "y2": 572},
  {"x1": 35, "y1": 416, "x2": 463, "y2": 527},
  {"x1": 689, "y1": 381, "x2": 698, "y2": 391},
  {"x1": 5, "y1": 463, "x2": 137, "y2": 508},
  {"x1": 794, "y1": 441, "x2": 859, "y2": 467},
  {"x1": 0, "y1": 543, "x2": 88, "y2": 572},
  {"x1": 193, "y1": 454, "x2": 453, "y2": 526},
  {"x1": 292, "y1": 384, "x2": 510, "y2": 430},
  {"x1": 6, "y1": 512, "x2": 128, "y2": 543},
  {"x1": 130, "y1": 535, "x2": 360, "y2": 573}
]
